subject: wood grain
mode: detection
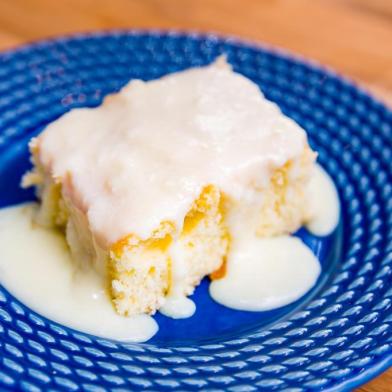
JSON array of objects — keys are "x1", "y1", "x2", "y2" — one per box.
[{"x1": 0, "y1": 0, "x2": 390, "y2": 390}]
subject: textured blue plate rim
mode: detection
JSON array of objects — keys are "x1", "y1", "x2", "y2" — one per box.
[
  {"x1": 2, "y1": 27, "x2": 388, "y2": 115},
  {"x1": 0, "y1": 29, "x2": 391, "y2": 391}
]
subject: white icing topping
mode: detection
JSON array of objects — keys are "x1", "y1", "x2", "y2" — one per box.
[
  {"x1": 36, "y1": 58, "x2": 306, "y2": 246},
  {"x1": 0, "y1": 204, "x2": 157, "y2": 342}
]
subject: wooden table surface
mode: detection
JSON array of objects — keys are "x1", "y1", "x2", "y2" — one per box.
[{"x1": 0, "y1": 0, "x2": 391, "y2": 390}]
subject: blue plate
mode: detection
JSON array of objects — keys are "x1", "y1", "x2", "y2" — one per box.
[{"x1": 0, "y1": 31, "x2": 391, "y2": 391}]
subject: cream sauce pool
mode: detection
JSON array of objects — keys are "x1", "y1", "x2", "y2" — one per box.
[
  {"x1": 0, "y1": 204, "x2": 157, "y2": 342},
  {"x1": 210, "y1": 164, "x2": 340, "y2": 311}
]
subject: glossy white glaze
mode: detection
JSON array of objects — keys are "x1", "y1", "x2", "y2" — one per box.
[{"x1": 0, "y1": 162, "x2": 339, "y2": 333}]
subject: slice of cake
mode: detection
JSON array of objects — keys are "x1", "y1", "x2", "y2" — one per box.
[{"x1": 23, "y1": 57, "x2": 315, "y2": 316}]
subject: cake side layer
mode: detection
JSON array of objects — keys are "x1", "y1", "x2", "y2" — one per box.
[{"x1": 110, "y1": 185, "x2": 228, "y2": 316}]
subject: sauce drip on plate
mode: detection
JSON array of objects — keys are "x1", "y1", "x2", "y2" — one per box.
[{"x1": 0, "y1": 164, "x2": 338, "y2": 341}]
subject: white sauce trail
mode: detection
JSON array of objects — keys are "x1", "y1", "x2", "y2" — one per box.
[
  {"x1": 306, "y1": 164, "x2": 340, "y2": 236},
  {"x1": 159, "y1": 241, "x2": 196, "y2": 319},
  {"x1": 0, "y1": 203, "x2": 157, "y2": 342},
  {"x1": 210, "y1": 235, "x2": 320, "y2": 311}
]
